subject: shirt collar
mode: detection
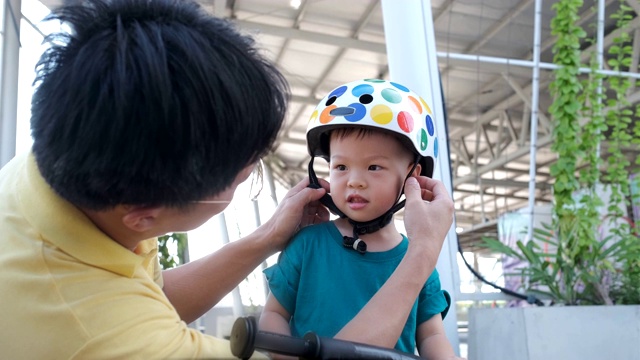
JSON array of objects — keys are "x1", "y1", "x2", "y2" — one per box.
[{"x1": 17, "y1": 153, "x2": 147, "y2": 278}]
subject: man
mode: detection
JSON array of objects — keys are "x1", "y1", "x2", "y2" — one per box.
[{"x1": 0, "y1": 0, "x2": 454, "y2": 358}]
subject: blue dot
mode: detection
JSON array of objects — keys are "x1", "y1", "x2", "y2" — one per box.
[
  {"x1": 345, "y1": 103, "x2": 366, "y2": 122},
  {"x1": 352, "y1": 84, "x2": 374, "y2": 97},
  {"x1": 434, "y1": 138, "x2": 439, "y2": 158},
  {"x1": 426, "y1": 115, "x2": 435, "y2": 136},
  {"x1": 329, "y1": 86, "x2": 348, "y2": 99},
  {"x1": 390, "y1": 82, "x2": 410, "y2": 92}
]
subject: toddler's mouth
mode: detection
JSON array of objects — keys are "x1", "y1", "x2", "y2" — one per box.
[{"x1": 347, "y1": 194, "x2": 368, "y2": 204}]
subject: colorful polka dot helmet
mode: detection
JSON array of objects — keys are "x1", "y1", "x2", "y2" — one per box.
[{"x1": 306, "y1": 78, "x2": 438, "y2": 178}]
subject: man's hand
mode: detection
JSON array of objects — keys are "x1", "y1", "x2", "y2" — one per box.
[
  {"x1": 403, "y1": 176, "x2": 454, "y2": 254},
  {"x1": 259, "y1": 177, "x2": 329, "y2": 253}
]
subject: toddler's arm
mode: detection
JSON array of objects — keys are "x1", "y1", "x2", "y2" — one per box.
[
  {"x1": 416, "y1": 316, "x2": 465, "y2": 360},
  {"x1": 259, "y1": 293, "x2": 292, "y2": 335},
  {"x1": 259, "y1": 293, "x2": 297, "y2": 360}
]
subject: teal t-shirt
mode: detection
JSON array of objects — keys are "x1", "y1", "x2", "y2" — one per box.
[{"x1": 263, "y1": 221, "x2": 450, "y2": 353}]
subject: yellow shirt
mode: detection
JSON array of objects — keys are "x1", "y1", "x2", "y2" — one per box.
[{"x1": 0, "y1": 153, "x2": 242, "y2": 359}]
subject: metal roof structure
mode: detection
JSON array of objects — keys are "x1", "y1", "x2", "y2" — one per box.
[{"x1": 17, "y1": 0, "x2": 640, "y2": 250}]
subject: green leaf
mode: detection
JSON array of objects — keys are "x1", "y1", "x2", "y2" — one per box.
[{"x1": 480, "y1": 237, "x2": 525, "y2": 260}]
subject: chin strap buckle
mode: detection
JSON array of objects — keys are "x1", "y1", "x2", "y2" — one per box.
[{"x1": 342, "y1": 235, "x2": 367, "y2": 254}]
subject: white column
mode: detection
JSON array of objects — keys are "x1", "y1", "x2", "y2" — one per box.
[
  {"x1": 381, "y1": 0, "x2": 461, "y2": 355},
  {"x1": 218, "y1": 213, "x2": 245, "y2": 318},
  {"x1": 526, "y1": 0, "x2": 542, "y2": 241},
  {"x1": 0, "y1": 0, "x2": 21, "y2": 168}
]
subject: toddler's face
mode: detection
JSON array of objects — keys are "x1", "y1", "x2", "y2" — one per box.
[{"x1": 328, "y1": 131, "x2": 416, "y2": 222}]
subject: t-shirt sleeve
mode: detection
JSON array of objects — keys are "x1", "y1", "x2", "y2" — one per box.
[
  {"x1": 64, "y1": 269, "x2": 268, "y2": 359},
  {"x1": 153, "y1": 256, "x2": 164, "y2": 288},
  {"x1": 262, "y1": 232, "x2": 307, "y2": 315},
  {"x1": 417, "y1": 268, "x2": 451, "y2": 325}
]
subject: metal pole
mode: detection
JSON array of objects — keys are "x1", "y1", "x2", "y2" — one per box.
[
  {"x1": 252, "y1": 199, "x2": 270, "y2": 300},
  {"x1": 526, "y1": 0, "x2": 542, "y2": 241},
  {"x1": 380, "y1": 0, "x2": 460, "y2": 354},
  {"x1": 218, "y1": 213, "x2": 245, "y2": 318},
  {"x1": 596, "y1": 0, "x2": 604, "y2": 160},
  {"x1": 264, "y1": 160, "x2": 279, "y2": 208},
  {"x1": 436, "y1": 51, "x2": 640, "y2": 79},
  {"x1": 0, "y1": 0, "x2": 21, "y2": 168}
]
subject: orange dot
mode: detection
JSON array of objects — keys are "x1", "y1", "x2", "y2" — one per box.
[
  {"x1": 408, "y1": 96, "x2": 422, "y2": 114},
  {"x1": 320, "y1": 105, "x2": 336, "y2": 124}
]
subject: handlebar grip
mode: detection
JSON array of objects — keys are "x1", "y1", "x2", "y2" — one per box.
[
  {"x1": 230, "y1": 316, "x2": 257, "y2": 359},
  {"x1": 230, "y1": 316, "x2": 422, "y2": 360},
  {"x1": 304, "y1": 333, "x2": 422, "y2": 360},
  {"x1": 230, "y1": 316, "x2": 319, "y2": 359},
  {"x1": 255, "y1": 330, "x2": 319, "y2": 358}
]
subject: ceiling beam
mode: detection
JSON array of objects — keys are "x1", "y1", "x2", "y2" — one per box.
[
  {"x1": 453, "y1": 135, "x2": 552, "y2": 186},
  {"x1": 233, "y1": 19, "x2": 387, "y2": 54}
]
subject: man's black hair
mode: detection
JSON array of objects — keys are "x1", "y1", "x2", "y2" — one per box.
[{"x1": 30, "y1": 0, "x2": 289, "y2": 210}]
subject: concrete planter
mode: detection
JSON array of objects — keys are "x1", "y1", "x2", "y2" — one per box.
[{"x1": 468, "y1": 306, "x2": 640, "y2": 360}]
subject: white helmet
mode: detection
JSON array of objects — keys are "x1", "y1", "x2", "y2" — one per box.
[{"x1": 306, "y1": 78, "x2": 438, "y2": 177}]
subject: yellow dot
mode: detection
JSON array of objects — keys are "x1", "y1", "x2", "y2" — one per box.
[
  {"x1": 371, "y1": 104, "x2": 393, "y2": 124},
  {"x1": 420, "y1": 97, "x2": 432, "y2": 114},
  {"x1": 309, "y1": 110, "x2": 318, "y2": 123}
]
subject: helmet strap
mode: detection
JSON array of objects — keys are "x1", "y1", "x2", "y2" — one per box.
[
  {"x1": 307, "y1": 157, "x2": 347, "y2": 218},
  {"x1": 308, "y1": 156, "x2": 421, "y2": 255}
]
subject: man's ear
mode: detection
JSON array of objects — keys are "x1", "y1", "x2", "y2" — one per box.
[{"x1": 121, "y1": 206, "x2": 164, "y2": 233}]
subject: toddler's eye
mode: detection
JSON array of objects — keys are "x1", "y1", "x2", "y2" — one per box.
[
  {"x1": 368, "y1": 165, "x2": 382, "y2": 171},
  {"x1": 335, "y1": 164, "x2": 347, "y2": 171}
]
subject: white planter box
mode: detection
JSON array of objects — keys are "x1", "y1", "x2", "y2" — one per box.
[{"x1": 468, "y1": 306, "x2": 640, "y2": 360}]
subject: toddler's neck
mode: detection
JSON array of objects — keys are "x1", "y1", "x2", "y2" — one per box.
[{"x1": 333, "y1": 218, "x2": 403, "y2": 252}]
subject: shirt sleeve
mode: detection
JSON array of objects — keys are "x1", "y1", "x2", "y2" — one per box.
[
  {"x1": 417, "y1": 268, "x2": 451, "y2": 325},
  {"x1": 61, "y1": 269, "x2": 268, "y2": 359},
  {"x1": 262, "y1": 231, "x2": 308, "y2": 315}
]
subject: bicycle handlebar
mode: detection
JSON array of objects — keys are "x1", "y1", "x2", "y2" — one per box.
[{"x1": 230, "y1": 316, "x2": 422, "y2": 360}]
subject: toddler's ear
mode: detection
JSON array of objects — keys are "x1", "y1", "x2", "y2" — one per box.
[{"x1": 410, "y1": 162, "x2": 422, "y2": 177}]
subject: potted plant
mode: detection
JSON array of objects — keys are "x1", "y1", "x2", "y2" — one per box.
[{"x1": 467, "y1": 1, "x2": 640, "y2": 359}]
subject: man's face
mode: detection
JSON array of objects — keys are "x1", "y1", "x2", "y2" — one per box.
[{"x1": 168, "y1": 162, "x2": 258, "y2": 232}]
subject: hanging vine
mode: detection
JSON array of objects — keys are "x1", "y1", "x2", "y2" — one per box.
[
  {"x1": 548, "y1": 0, "x2": 588, "y2": 304},
  {"x1": 576, "y1": 41, "x2": 609, "y2": 304},
  {"x1": 548, "y1": 0, "x2": 584, "y2": 224},
  {"x1": 484, "y1": 0, "x2": 640, "y2": 306},
  {"x1": 605, "y1": 1, "x2": 640, "y2": 304},
  {"x1": 603, "y1": 2, "x2": 633, "y2": 228}
]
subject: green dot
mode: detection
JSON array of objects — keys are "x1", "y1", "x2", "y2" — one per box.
[
  {"x1": 381, "y1": 88, "x2": 402, "y2": 104},
  {"x1": 418, "y1": 129, "x2": 428, "y2": 151}
]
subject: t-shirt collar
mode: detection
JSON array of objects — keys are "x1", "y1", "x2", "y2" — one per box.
[{"x1": 18, "y1": 153, "x2": 146, "y2": 277}]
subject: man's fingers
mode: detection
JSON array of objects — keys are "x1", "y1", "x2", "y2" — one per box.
[
  {"x1": 409, "y1": 176, "x2": 449, "y2": 201},
  {"x1": 404, "y1": 177, "x2": 421, "y2": 200},
  {"x1": 316, "y1": 203, "x2": 330, "y2": 222},
  {"x1": 316, "y1": 177, "x2": 330, "y2": 192},
  {"x1": 421, "y1": 188, "x2": 434, "y2": 202},
  {"x1": 286, "y1": 177, "x2": 326, "y2": 203},
  {"x1": 405, "y1": 177, "x2": 436, "y2": 202}
]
